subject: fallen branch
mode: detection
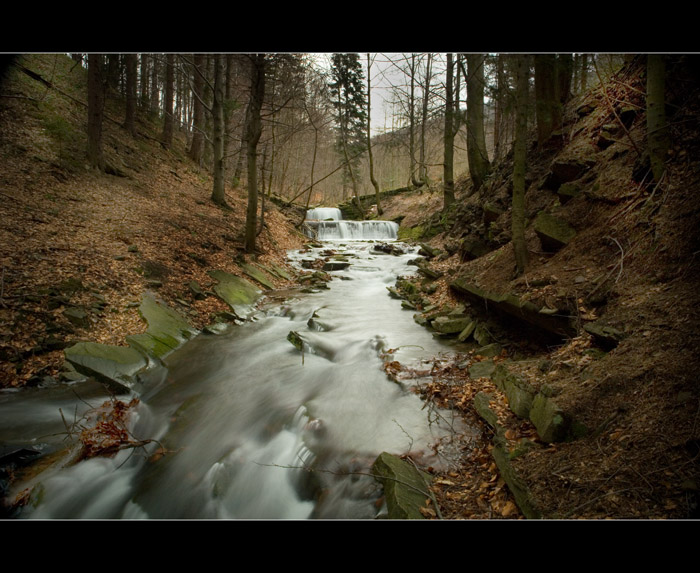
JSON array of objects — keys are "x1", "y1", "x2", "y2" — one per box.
[{"x1": 593, "y1": 60, "x2": 642, "y2": 158}]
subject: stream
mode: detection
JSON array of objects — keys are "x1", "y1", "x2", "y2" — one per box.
[{"x1": 1, "y1": 228, "x2": 469, "y2": 519}]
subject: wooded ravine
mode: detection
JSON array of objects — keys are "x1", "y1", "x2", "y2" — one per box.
[{"x1": 0, "y1": 53, "x2": 699, "y2": 520}]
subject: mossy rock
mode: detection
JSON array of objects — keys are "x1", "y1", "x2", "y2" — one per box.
[
  {"x1": 287, "y1": 330, "x2": 304, "y2": 352},
  {"x1": 63, "y1": 306, "x2": 90, "y2": 329},
  {"x1": 460, "y1": 238, "x2": 492, "y2": 261},
  {"x1": 469, "y1": 360, "x2": 496, "y2": 379},
  {"x1": 240, "y1": 263, "x2": 276, "y2": 290},
  {"x1": 432, "y1": 316, "x2": 472, "y2": 335},
  {"x1": 451, "y1": 277, "x2": 577, "y2": 338},
  {"x1": 529, "y1": 394, "x2": 568, "y2": 443},
  {"x1": 491, "y1": 439, "x2": 542, "y2": 519},
  {"x1": 208, "y1": 270, "x2": 262, "y2": 319},
  {"x1": 473, "y1": 323, "x2": 492, "y2": 346},
  {"x1": 473, "y1": 343, "x2": 502, "y2": 358},
  {"x1": 583, "y1": 321, "x2": 626, "y2": 350},
  {"x1": 492, "y1": 364, "x2": 536, "y2": 420},
  {"x1": 265, "y1": 263, "x2": 293, "y2": 281},
  {"x1": 398, "y1": 225, "x2": 425, "y2": 241},
  {"x1": 372, "y1": 452, "x2": 433, "y2": 519},
  {"x1": 125, "y1": 292, "x2": 196, "y2": 360},
  {"x1": 473, "y1": 391, "x2": 500, "y2": 430},
  {"x1": 64, "y1": 341, "x2": 147, "y2": 394},
  {"x1": 557, "y1": 182, "x2": 581, "y2": 203},
  {"x1": 482, "y1": 202, "x2": 503, "y2": 224},
  {"x1": 533, "y1": 212, "x2": 576, "y2": 252}
]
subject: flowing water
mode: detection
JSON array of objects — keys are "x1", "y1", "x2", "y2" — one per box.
[
  {"x1": 1, "y1": 232, "x2": 468, "y2": 519},
  {"x1": 303, "y1": 207, "x2": 399, "y2": 241}
]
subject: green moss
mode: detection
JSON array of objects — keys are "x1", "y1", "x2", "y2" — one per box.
[{"x1": 398, "y1": 224, "x2": 424, "y2": 241}]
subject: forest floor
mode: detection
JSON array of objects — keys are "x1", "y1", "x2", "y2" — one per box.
[
  {"x1": 378, "y1": 56, "x2": 700, "y2": 519},
  {"x1": 0, "y1": 55, "x2": 306, "y2": 391}
]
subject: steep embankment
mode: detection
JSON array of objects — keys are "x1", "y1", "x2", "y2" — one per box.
[
  {"x1": 381, "y1": 56, "x2": 700, "y2": 519},
  {"x1": 0, "y1": 54, "x2": 305, "y2": 389}
]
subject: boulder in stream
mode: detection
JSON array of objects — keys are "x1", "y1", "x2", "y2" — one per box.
[
  {"x1": 372, "y1": 452, "x2": 433, "y2": 519},
  {"x1": 64, "y1": 342, "x2": 147, "y2": 394}
]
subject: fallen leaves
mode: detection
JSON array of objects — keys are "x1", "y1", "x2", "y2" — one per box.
[{"x1": 74, "y1": 397, "x2": 152, "y2": 463}]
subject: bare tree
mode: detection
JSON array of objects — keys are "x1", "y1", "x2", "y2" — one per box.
[
  {"x1": 124, "y1": 54, "x2": 137, "y2": 136},
  {"x1": 87, "y1": 54, "x2": 105, "y2": 171},
  {"x1": 211, "y1": 54, "x2": 227, "y2": 207},
  {"x1": 188, "y1": 54, "x2": 206, "y2": 165},
  {"x1": 463, "y1": 54, "x2": 491, "y2": 192},
  {"x1": 647, "y1": 54, "x2": 669, "y2": 182},
  {"x1": 366, "y1": 53, "x2": 382, "y2": 215},
  {"x1": 244, "y1": 54, "x2": 266, "y2": 253},
  {"x1": 443, "y1": 53, "x2": 456, "y2": 211},
  {"x1": 512, "y1": 55, "x2": 530, "y2": 275},
  {"x1": 161, "y1": 54, "x2": 174, "y2": 149}
]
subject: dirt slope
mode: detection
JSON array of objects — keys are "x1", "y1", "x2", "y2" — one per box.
[
  {"x1": 381, "y1": 55, "x2": 700, "y2": 519},
  {"x1": 0, "y1": 54, "x2": 305, "y2": 389}
]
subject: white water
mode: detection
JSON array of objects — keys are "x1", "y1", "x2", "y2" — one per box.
[
  {"x1": 305, "y1": 207, "x2": 342, "y2": 221},
  {"x1": 304, "y1": 206, "x2": 398, "y2": 241},
  {"x1": 2, "y1": 241, "x2": 467, "y2": 519},
  {"x1": 304, "y1": 220, "x2": 399, "y2": 241}
]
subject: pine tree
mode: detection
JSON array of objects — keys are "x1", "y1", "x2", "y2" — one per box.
[{"x1": 328, "y1": 53, "x2": 367, "y2": 216}]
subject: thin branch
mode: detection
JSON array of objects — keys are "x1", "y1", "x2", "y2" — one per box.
[{"x1": 592, "y1": 60, "x2": 642, "y2": 158}]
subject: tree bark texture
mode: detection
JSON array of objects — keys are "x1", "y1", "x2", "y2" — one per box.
[
  {"x1": 189, "y1": 53, "x2": 205, "y2": 165},
  {"x1": 557, "y1": 54, "x2": 573, "y2": 105},
  {"x1": 87, "y1": 54, "x2": 105, "y2": 171},
  {"x1": 443, "y1": 53, "x2": 455, "y2": 211},
  {"x1": 245, "y1": 54, "x2": 266, "y2": 253},
  {"x1": 647, "y1": 54, "x2": 669, "y2": 182},
  {"x1": 366, "y1": 54, "x2": 382, "y2": 215},
  {"x1": 211, "y1": 54, "x2": 227, "y2": 207},
  {"x1": 420, "y1": 53, "x2": 432, "y2": 185},
  {"x1": 534, "y1": 54, "x2": 558, "y2": 146},
  {"x1": 150, "y1": 55, "x2": 160, "y2": 115},
  {"x1": 161, "y1": 54, "x2": 174, "y2": 149},
  {"x1": 124, "y1": 54, "x2": 137, "y2": 136},
  {"x1": 466, "y1": 54, "x2": 491, "y2": 192},
  {"x1": 512, "y1": 55, "x2": 529, "y2": 275}
]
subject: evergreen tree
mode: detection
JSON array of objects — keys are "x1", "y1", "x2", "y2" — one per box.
[{"x1": 328, "y1": 53, "x2": 367, "y2": 215}]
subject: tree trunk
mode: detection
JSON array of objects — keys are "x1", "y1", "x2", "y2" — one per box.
[
  {"x1": 419, "y1": 53, "x2": 432, "y2": 185},
  {"x1": 139, "y1": 54, "x2": 149, "y2": 109},
  {"x1": 188, "y1": 54, "x2": 205, "y2": 165},
  {"x1": 443, "y1": 53, "x2": 455, "y2": 211},
  {"x1": 124, "y1": 54, "x2": 137, "y2": 136},
  {"x1": 161, "y1": 54, "x2": 174, "y2": 149},
  {"x1": 106, "y1": 54, "x2": 121, "y2": 94},
  {"x1": 87, "y1": 54, "x2": 105, "y2": 171},
  {"x1": 233, "y1": 132, "x2": 246, "y2": 185},
  {"x1": 647, "y1": 54, "x2": 669, "y2": 183},
  {"x1": 557, "y1": 53, "x2": 573, "y2": 106},
  {"x1": 534, "y1": 54, "x2": 558, "y2": 146},
  {"x1": 211, "y1": 54, "x2": 228, "y2": 207},
  {"x1": 580, "y1": 54, "x2": 588, "y2": 92},
  {"x1": 244, "y1": 54, "x2": 266, "y2": 253},
  {"x1": 366, "y1": 54, "x2": 382, "y2": 216},
  {"x1": 409, "y1": 54, "x2": 422, "y2": 188},
  {"x1": 150, "y1": 55, "x2": 159, "y2": 115},
  {"x1": 512, "y1": 55, "x2": 529, "y2": 275},
  {"x1": 466, "y1": 54, "x2": 491, "y2": 192},
  {"x1": 493, "y1": 54, "x2": 505, "y2": 160}
]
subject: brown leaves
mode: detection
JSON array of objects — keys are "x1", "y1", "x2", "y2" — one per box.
[{"x1": 74, "y1": 398, "x2": 150, "y2": 463}]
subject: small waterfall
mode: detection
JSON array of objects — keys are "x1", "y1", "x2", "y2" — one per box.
[
  {"x1": 305, "y1": 207, "x2": 342, "y2": 221},
  {"x1": 304, "y1": 207, "x2": 398, "y2": 241}
]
